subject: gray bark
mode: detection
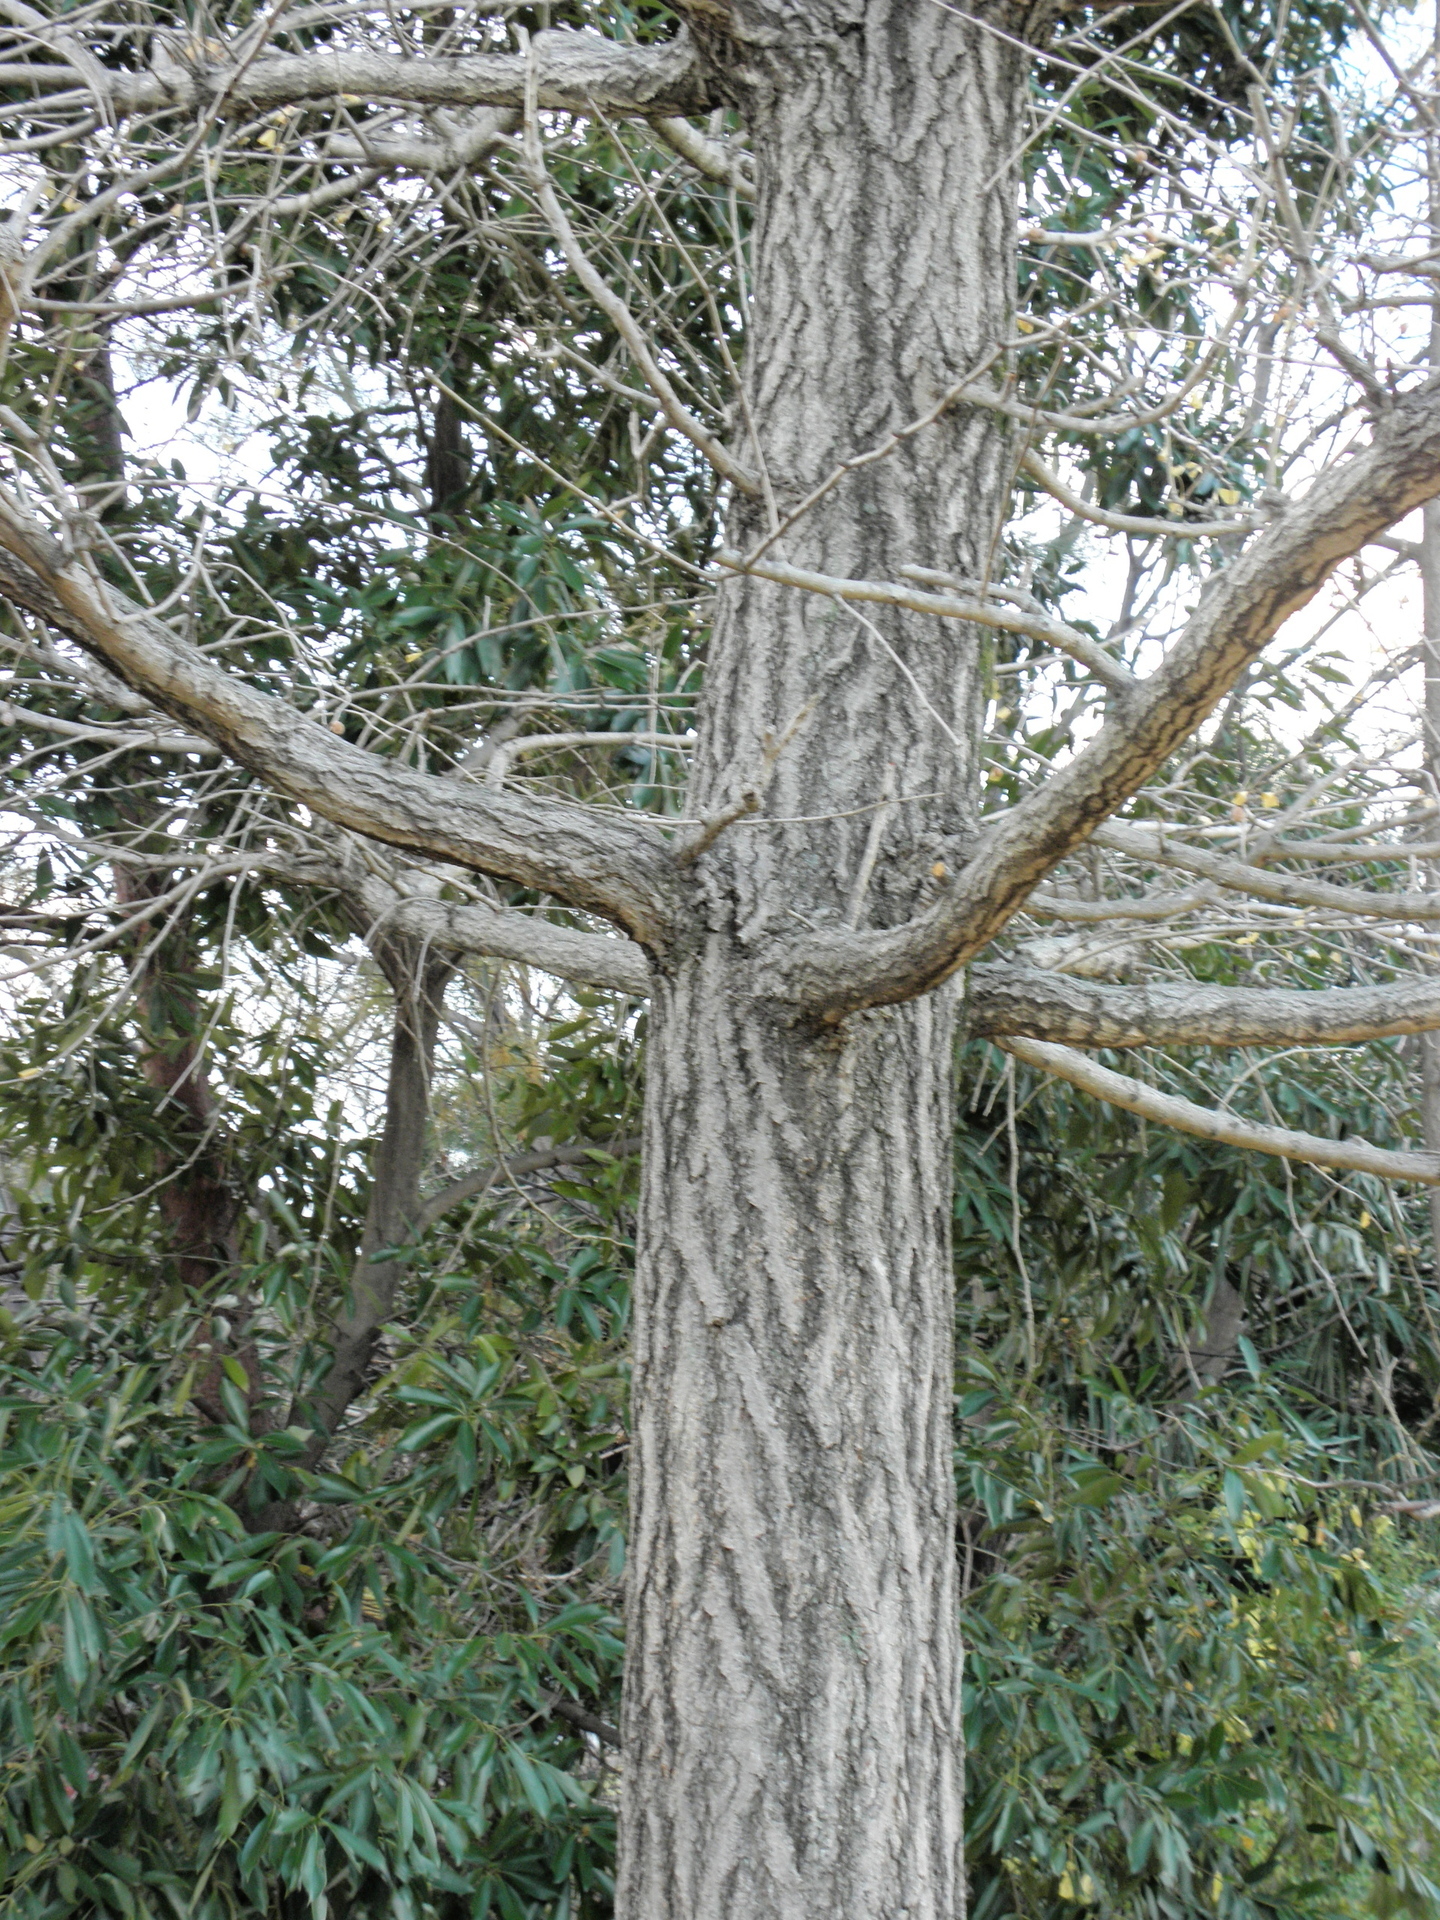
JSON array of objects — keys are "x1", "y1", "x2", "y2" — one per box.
[
  {"x1": 111, "y1": 27, "x2": 715, "y2": 118},
  {"x1": 0, "y1": 539, "x2": 678, "y2": 947},
  {"x1": 620, "y1": 8, "x2": 1022, "y2": 1915}
]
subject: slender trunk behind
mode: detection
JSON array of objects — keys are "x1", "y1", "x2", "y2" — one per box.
[{"x1": 305, "y1": 935, "x2": 454, "y2": 1448}]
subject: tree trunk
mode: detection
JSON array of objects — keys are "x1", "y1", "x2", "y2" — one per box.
[
  {"x1": 307, "y1": 933, "x2": 454, "y2": 1449},
  {"x1": 248, "y1": 930, "x2": 451, "y2": 1530},
  {"x1": 112, "y1": 865, "x2": 242, "y2": 1298},
  {"x1": 621, "y1": 8, "x2": 1023, "y2": 1915}
]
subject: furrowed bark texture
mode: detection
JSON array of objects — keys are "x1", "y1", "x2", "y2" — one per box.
[
  {"x1": 631, "y1": 982, "x2": 963, "y2": 1915},
  {"x1": 621, "y1": 8, "x2": 1023, "y2": 1916}
]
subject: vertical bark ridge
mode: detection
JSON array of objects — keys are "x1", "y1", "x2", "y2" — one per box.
[
  {"x1": 692, "y1": 3, "x2": 1022, "y2": 945},
  {"x1": 627, "y1": 972, "x2": 962, "y2": 1916},
  {"x1": 622, "y1": 9, "x2": 1027, "y2": 1912}
]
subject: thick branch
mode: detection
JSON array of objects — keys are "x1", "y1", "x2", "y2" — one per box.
[
  {"x1": 97, "y1": 28, "x2": 715, "y2": 119},
  {"x1": 970, "y1": 964, "x2": 1440, "y2": 1048},
  {"x1": 0, "y1": 533, "x2": 678, "y2": 948},
  {"x1": 1001, "y1": 1036, "x2": 1440, "y2": 1185},
  {"x1": 713, "y1": 549, "x2": 1134, "y2": 693},
  {"x1": 774, "y1": 376, "x2": 1440, "y2": 1013}
]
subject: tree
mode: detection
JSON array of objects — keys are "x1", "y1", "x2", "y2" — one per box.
[{"x1": 3, "y1": 1, "x2": 1440, "y2": 1914}]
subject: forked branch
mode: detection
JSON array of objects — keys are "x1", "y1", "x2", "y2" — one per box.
[
  {"x1": 773, "y1": 375, "x2": 1440, "y2": 1014},
  {"x1": 0, "y1": 524, "x2": 678, "y2": 949}
]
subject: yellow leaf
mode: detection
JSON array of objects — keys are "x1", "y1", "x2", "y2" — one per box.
[
  {"x1": 17, "y1": 1066, "x2": 42, "y2": 1080},
  {"x1": 1217, "y1": 486, "x2": 1240, "y2": 504},
  {"x1": 1260, "y1": 791, "x2": 1279, "y2": 807},
  {"x1": 1079, "y1": 1875, "x2": 1098, "y2": 1904},
  {"x1": 1059, "y1": 1871, "x2": 1076, "y2": 1901},
  {"x1": 1358, "y1": 1210, "x2": 1371, "y2": 1231},
  {"x1": 257, "y1": 128, "x2": 279, "y2": 149},
  {"x1": 1212, "y1": 1874, "x2": 1223, "y2": 1902},
  {"x1": 1016, "y1": 315, "x2": 1035, "y2": 333}
]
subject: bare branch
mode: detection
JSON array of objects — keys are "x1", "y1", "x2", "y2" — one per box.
[
  {"x1": 0, "y1": 526, "x2": 679, "y2": 949},
  {"x1": 484, "y1": 730, "x2": 690, "y2": 791},
  {"x1": 520, "y1": 43, "x2": 759, "y2": 497},
  {"x1": 344, "y1": 873, "x2": 652, "y2": 996},
  {"x1": 322, "y1": 107, "x2": 514, "y2": 175},
  {"x1": 1001, "y1": 1036, "x2": 1440, "y2": 1185},
  {"x1": 1017, "y1": 448, "x2": 1261, "y2": 539},
  {"x1": 712, "y1": 549, "x2": 1135, "y2": 693},
  {"x1": 1093, "y1": 820, "x2": 1440, "y2": 921},
  {"x1": 418, "y1": 1135, "x2": 643, "y2": 1233},
  {"x1": 648, "y1": 115, "x2": 753, "y2": 197}
]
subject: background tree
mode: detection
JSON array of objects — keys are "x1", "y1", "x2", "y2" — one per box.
[{"x1": 4, "y1": 2, "x2": 1440, "y2": 1918}]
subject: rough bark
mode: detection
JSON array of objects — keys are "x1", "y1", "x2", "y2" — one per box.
[
  {"x1": 774, "y1": 370, "x2": 1440, "y2": 1013},
  {"x1": 966, "y1": 964, "x2": 1440, "y2": 1049},
  {"x1": 106, "y1": 27, "x2": 716, "y2": 118},
  {"x1": 620, "y1": 8, "x2": 1023, "y2": 1915}
]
